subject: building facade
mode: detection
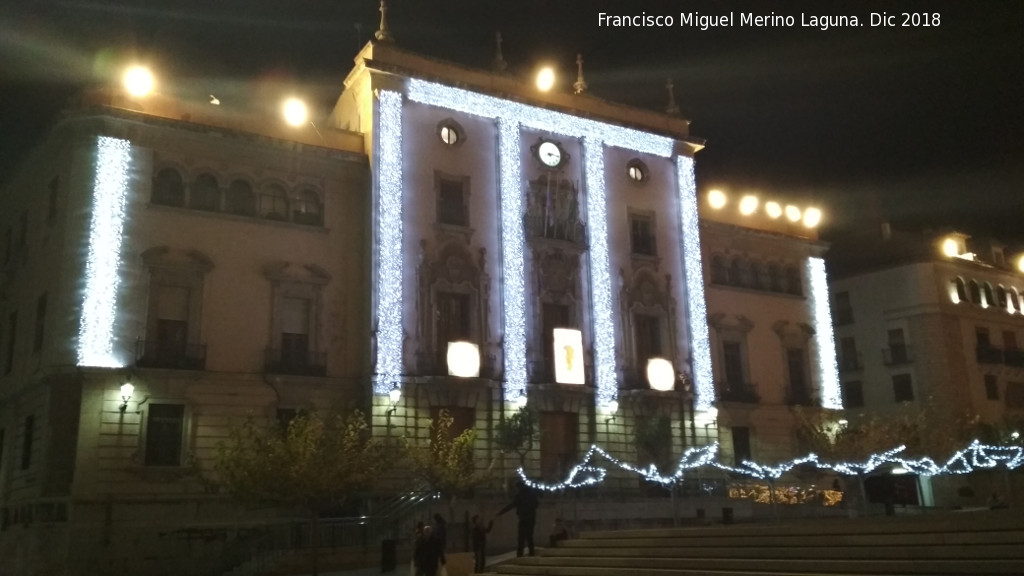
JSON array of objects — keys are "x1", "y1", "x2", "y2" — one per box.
[
  {"x1": 0, "y1": 37, "x2": 839, "y2": 574},
  {"x1": 829, "y1": 225, "x2": 1024, "y2": 504}
]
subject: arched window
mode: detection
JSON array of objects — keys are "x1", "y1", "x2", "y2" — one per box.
[
  {"x1": 260, "y1": 183, "x2": 289, "y2": 221},
  {"x1": 752, "y1": 261, "x2": 770, "y2": 290},
  {"x1": 292, "y1": 188, "x2": 323, "y2": 226},
  {"x1": 785, "y1": 266, "x2": 802, "y2": 295},
  {"x1": 737, "y1": 259, "x2": 754, "y2": 287},
  {"x1": 953, "y1": 277, "x2": 967, "y2": 302},
  {"x1": 226, "y1": 180, "x2": 256, "y2": 216},
  {"x1": 189, "y1": 173, "x2": 220, "y2": 212},
  {"x1": 1011, "y1": 288, "x2": 1021, "y2": 314},
  {"x1": 728, "y1": 258, "x2": 743, "y2": 286},
  {"x1": 152, "y1": 168, "x2": 184, "y2": 207},
  {"x1": 969, "y1": 280, "x2": 981, "y2": 305},
  {"x1": 711, "y1": 255, "x2": 728, "y2": 285},
  {"x1": 768, "y1": 264, "x2": 783, "y2": 292},
  {"x1": 983, "y1": 283, "x2": 995, "y2": 308},
  {"x1": 997, "y1": 285, "x2": 1008, "y2": 311}
]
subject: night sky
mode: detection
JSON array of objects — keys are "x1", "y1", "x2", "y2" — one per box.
[{"x1": 2, "y1": 0, "x2": 1022, "y2": 242}]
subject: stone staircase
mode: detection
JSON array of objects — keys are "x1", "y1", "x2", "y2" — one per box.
[{"x1": 487, "y1": 509, "x2": 1024, "y2": 575}]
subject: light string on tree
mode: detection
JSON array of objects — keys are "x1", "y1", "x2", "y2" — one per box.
[{"x1": 516, "y1": 440, "x2": 1024, "y2": 492}]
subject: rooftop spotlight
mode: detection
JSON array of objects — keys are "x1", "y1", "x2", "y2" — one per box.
[
  {"x1": 707, "y1": 189, "x2": 727, "y2": 209},
  {"x1": 942, "y1": 238, "x2": 959, "y2": 258},
  {"x1": 282, "y1": 97, "x2": 308, "y2": 127},
  {"x1": 1016, "y1": 256, "x2": 1024, "y2": 273},
  {"x1": 785, "y1": 205, "x2": 802, "y2": 222},
  {"x1": 765, "y1": 201, "x2": 782, "y2": 219},
  {"x1": 122, "y1": 66, "x2": 154, "y2": 98},
  {"x1": 739, "y1": 195, "x2": 759, "y2": 215},
  {"x1": 536, "y1": 67, "x2": 555, "y2": 92},
  {"x1": 803, "y1": 207, "x2": 822, "y2": 228}
]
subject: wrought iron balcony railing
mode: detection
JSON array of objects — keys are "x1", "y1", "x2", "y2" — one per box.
[
  {"x1": 136, "y1": 340, "x2": 207, "y2": 370},
  {"x1": 265, "y1": 347, "x2": 327, "y2": 376},
  {"x1": 717, "y1": 382, "x2": 760, "y2": 404}
]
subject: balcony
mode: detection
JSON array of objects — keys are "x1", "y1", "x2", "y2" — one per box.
[
  {"x1": 977, "y1": 345, "x2": 1004, "y2": 365},
  {"x1": 1004, "y1": 348, "x2": 1024, "y2": 368},
  {"x1": 882, "y1": 345, "x2": 913, "y2": 366},
  {"x1": 717, "y1": 382, "x2": 760, "y2": 404},
  {"x1": 265, "y1": 347, "x2": 327, "y2": 377},
  {"x1": 838, "y1": 354, "x2": 863, "y2": 373},
  {"x1": 135, "y1": 340, "x2": 207, "y2": 370}
]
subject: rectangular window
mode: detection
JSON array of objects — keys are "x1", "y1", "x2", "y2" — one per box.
[
  {"x1": 976, "y1": 327, "x2": 991, "y2": 347},
  {"x1": 4, "y1": 311, "x2": 16, "y2": 375},
  {"x1": 839, "y1": 337, "x2": 860, "y2": 371},
  {"x1": 145, "y1": 404, "x2": 184, "y2": 466},
  {"x1": 1003, "y1": 331, "x2": 1017, "y2": 350},
  {"x1": 628, "y1": 214, "x2": 656, "y2": 256},
  {"x1": 21, "y1": 415, "x2": 34, "y2": 470},
  {"x1": 892, "y1": 374, "x2": 914, "y2": 403},
  {"x1": 887, "y1": 328, "x2": 908, "y2": 364},
  {"x1": 437, "y1": 177, "x2": 467, "y2": 226},
  {"x1": 634, "y1": 313, "x2": 663, "y2": 365},
  {"x1": 787, "y1": 348, "x2": 808, "y2": 392},
  {"x1": 33, "y1": 292, "x2": 47, "y2": 353},
  {"x1": 540, "y1": 411, "x2": 578, "y2": 482},
  {"x1": 842, "y1": 381, "x2": 864, "y2": 408},
  {"x1": 833, "y1": 292, "x2": 853, "y2": 325},
  {"x1": 985, "y1": 374, "x2": 1000, "y2": 400},
  {"x1": 155, "y1": 285, "x2": 189, "y2": 362},
  {"x1": 280, "y1": 297, "x2": 311, "y2": 365},
  {"x1": 731, "y1": 426, "x2": 752, "y2": 465},
  {"x1": 722, "y1": 341, "x2": 745, "y2": 387}
]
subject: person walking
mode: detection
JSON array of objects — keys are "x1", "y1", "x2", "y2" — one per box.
[
  {"x1": 432, "y1": 513, "x2": 448, "y2": 551},
  {"x1": 498, "y1": 480, "x2": 540, "y2": 557},
  {"x1": 413, "y1": 525, "x2": 446, "y2": 576},
  {"x1": 470, "y1": 514, "x2": 494, "y2": 573}
]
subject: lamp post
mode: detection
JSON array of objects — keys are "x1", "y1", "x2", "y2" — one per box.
[
  {"x1": 119, "y1": 381, "x2": 134, "y2": 414},
  {"x1": 385, "y1": 384, "x2": 401, "y2": 431}
]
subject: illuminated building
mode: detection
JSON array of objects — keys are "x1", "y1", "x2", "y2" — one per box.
[
  {"x1": 0, "y1": 36, "x2": 835, "y2": 575},
  {"x1": 829, "y1": 224, "x2": 1024, "y2": 505}
]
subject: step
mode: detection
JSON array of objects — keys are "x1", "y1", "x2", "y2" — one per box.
[
  {"x1": 494, "y1": 556, "x2": 1024, "y2": 575},
  {"x1": 542, "y1": 543, "x2": 1023, "y2": 561},
  {"x1": 557, "y1": 529, "x2": 1024, "y2": 549}
]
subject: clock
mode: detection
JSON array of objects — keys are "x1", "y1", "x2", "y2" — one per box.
[{"x1": 537, "y1": 141, "x2": 562, "y2": 167}]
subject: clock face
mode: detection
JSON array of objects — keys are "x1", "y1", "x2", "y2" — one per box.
[{"x1": 538, "y1": 141, "x2": 562, "y2": 167}]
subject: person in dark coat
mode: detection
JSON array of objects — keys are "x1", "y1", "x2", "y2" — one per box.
[
  {"x1": 470, "y1": 514, "x2": 493, "y2": 573},
  {"x1": 413, "y1": 525, "x2": 446, "y2": 576},
  {"x1": 432, "y1": 513, "x2": 448, "y2": 551},
  {"x1": 498, "y1": 480, "x2": 540, "y2": 557}
]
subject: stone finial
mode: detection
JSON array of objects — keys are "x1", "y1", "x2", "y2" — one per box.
[
  {"x1": 375, "y1": 0, "x2": 394, "y2": 43},
  {"x1": 492, "y1": 32, "x2": 508, "y2": 72},
  {"x1": 573, "y1": 53, "x2": 588, "y2": 95},
  {"x1": 665, "y1": 78, "x2": 680, "y2": 115}
]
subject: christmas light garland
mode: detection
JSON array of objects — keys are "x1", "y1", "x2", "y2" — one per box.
[{"x1": 517, "y1": 440, "x2": 1024, "y2": 491}]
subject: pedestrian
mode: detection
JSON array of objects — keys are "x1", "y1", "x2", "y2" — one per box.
[
  {"x1": 548, "y1": 517, "x2": 569, "y2": 547},
  {"x1": 410, "y1": 521, "x2": 425, "y2": 576},
  {"x1": 432, "y1": 513, "x2": 448, "y2": 551},
  {"x1": 498, "y1": 480, "x2": 540, "y2": 557},
  {"x1": 413, "y1": 525, "x2": 446, "y2": 576},
  {"x1": 470, "y1": 514, "x2": 493, "y2": 573}
]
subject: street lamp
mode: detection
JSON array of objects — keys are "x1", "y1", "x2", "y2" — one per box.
[
  {"x1": 122, "y1": 66, "x2": 154, "y2": 98},
  {"x1": 119, "y1": 380, "x2": 135, "y2": 413},
  {"x1": 386, "y1": 384, "x2": 401, "y2": 429}
]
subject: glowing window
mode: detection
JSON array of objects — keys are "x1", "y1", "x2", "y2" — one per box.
[
  {"x1": 626, "y1": 159, "x2": 647, "y2": 183},
  {"x1": 293, "y1": 189, "x2": 323, "y2": 226},
  {"x1": 438, "y1": 121, "x2": 462, "y2": 146},
  {"x1": 953, "y1": 278, "x2": 967, "y2": 302}
]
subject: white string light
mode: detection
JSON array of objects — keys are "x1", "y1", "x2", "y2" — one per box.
[
  {"x1": 498, "y1": 118, "x2": 528, "y2": 403},
  {"x1": 374, "y1": 90, "x2": 405, "y2": 395},
  {"x1": 78, "y1": 136, "x2": 131, "y2": 368},
  {"x1": 677, "y1": 157, "x2": 714, "y2": 410},
  {"x1": 583, "y1": 137, "x2": 618, "y2": 407},
  {"x1": 517, "y1": 440, "x2": 1024, "y2": 491},
  {"x1": 808, "y1": 257, "x2": 842, "y2": 408}
]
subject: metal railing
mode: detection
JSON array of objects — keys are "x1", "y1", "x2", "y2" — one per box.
[
  {"x1": 717, "y1": 382, "x2": 760, "y2": 404},
  {"x1": 977, "y1": 344, "x2": 1004, "y2": 365},
  {"x1": 882, "y1": 345, "x2": 913, "y2": 365},
  {"x1": 135, "y1": 340, "x2": 207, "y2": 370},
  {"x1": 265, "y1": 347, "x2": 327, "y2": 376}
]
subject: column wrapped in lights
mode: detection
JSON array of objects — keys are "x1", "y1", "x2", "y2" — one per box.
[
  {"x1": 676, "y1": 157, "x2": 714, "y2": 410},
  {"x1": 77, "y1": 136, "x2": 131, "y2": 368},
  {"x1": 374, "y1": 90, "x2": 405, "y2": 394},
  {"x1": 807, "y1": 257, "x2": 842, "y2": 408},
  {"x1": 497, "y1": 119, "x2": 528, "y2": 403},
  {"x1": 582, "y1": 137, "x2": 618, "y2": 406}
]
